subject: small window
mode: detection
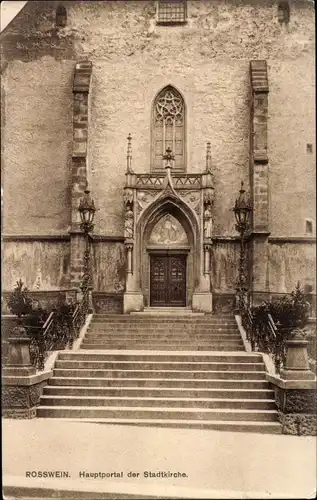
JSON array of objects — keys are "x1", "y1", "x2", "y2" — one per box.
[
  {"x1": 277, "y1": 2, "x2": 290, "y2": 24},
  {"x1": 306, "y1": 143, "x2": 313, "y2": 153},
  {"x1": 305, "y1": 219, "x2": 313, "y2": 234},
  {"x1": 56, "y1": 4, "x2": 67, "y2": 28},
  {"x1": 157, "y1": 0, "x2": 187, "y2": 25}
]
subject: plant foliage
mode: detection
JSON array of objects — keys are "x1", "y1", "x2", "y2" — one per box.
[
  {"x1": 242, "y1": 282, "x2": 311, "y2": 372},
  {"x1": 7, "y1": 279, "x2": 33, "y2": 318}
]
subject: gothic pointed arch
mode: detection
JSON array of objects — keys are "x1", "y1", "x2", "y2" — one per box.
[
  {"x1": 135, "y1": 192, "x2": 201, "y2": 307},
  {"x1": 151, "y1": 85, "x2": 186, "y2": 173}
]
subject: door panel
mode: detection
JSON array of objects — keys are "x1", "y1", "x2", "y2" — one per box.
[{"x1": 150, "y1": 255, "x2": 186, "y2": 307}]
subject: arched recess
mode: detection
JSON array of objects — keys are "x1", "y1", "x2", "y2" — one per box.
[
  {"x1": 135, "y1": 193, "x2": 200, "y2": 306},
  {"x1": 151, "y1": 85, "x2": 186, "y2": 173}
]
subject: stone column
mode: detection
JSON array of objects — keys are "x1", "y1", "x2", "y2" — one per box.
[
  {"x1": 192, "y1": 160, "x2": 214, "y2": 313},
  {"x1": 69, "y1": 61, "x2": 93, "y2": 297},
  {"x1": 249, "y1": 61, "x2": 270, "y2": 305}
]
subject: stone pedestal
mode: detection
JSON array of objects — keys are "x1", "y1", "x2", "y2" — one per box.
[
  {"x1": 280, "y1": 338, "x2": 315, "y2": 380},
  {"x1": 123, "y1": 291, "x2": 144, "y2": 313},
  {"x1": 5, "y1": 323, "x2": 35, "y2": 377},
  {"x1": 2, "y1": 321, "x2": 52, "y2": 418},
  {"x1": 192, "y1": 292, "x2": 213, "y2": 313},
  {"x1": 267, "y1": 328, "x2": 317, "y2": 435}
]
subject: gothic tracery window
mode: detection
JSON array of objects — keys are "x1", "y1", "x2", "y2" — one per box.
[
  {"x1": 152, "y1": 86, "x2": 186, "y2": 172},
  {"x1": 157, "y1": 0, "x2": 187, "y2": 25}
]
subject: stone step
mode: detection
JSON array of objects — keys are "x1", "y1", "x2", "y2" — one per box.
[
  {"x1": 52, "y1": 369, "x2": 266, "y2": 380},
  {"x1": 36, "y1": 417, "x2": 283, "y2": 434},
  {"x1": 92, "y1": 315, "x2": 235, "y2": 320},
  {"x1": 91, "y1": 319, "x2": 237, "y2": 325},
  {"x1": 88, "y1": 330, "x2": 239, "y2": 336},
  {"x1": 39, "y1": 395, "x2": 276, "y2": 410},
  {"x1": 44, "y1": 385, "x2": 274, "y2": 399},
  {"x1": 36, "y1": 406, "x2": 279, "y2": 422},
  {"x1": 83, "y1": 333, "x2": 242, "y2": 346},
  {"x1": 86, "y1": 330, "x2": 240, "y2": 336},
  {"x1": 58, "y1": 352, "x2": 262, "y2": 363},
  {"x1": 54, "y1": 361, "x2": 264, "y2": 371},
  {"x1": 80, "y1": 343, "x2": 245, "y2": 351},
  {"x1": 48, "y1": 377, "x2": 271, "y2": 389}
]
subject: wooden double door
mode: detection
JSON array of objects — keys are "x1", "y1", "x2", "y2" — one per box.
[{"x1": 150, "y1": 254, "x2": 186, "y2": 307}]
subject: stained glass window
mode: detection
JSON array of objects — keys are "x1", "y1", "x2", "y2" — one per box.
[{"x1": 152, "y1": 86, "x2": 185, "y2": 172}]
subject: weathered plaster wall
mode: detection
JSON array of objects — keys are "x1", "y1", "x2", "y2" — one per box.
[
  {"x1": 268, "y1": 57, "x2": 316, "y2": 236},
  {"x1": 3, "y1": 240, "x2": 70, "y2": 290},
  {"x1": 2, "y1": 58, "x2": 74, "y2": 234},
  {"x1": 269, "y1": 242, "x2": 316, "y2": 293},
  {"x1": 211, "y1": 241, "x2": 240, "y2": 293},
  {"x1": 92, "y1": 242, "x2": 126, "y2": 292}
]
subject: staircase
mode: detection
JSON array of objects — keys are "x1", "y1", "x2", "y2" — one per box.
[{"x1": 37, "y1": 313, "x2": 282, "y2": 433}]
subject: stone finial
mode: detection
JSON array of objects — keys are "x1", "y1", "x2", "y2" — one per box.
[
  {"x1": 163, "y1": 147, "x2": 175, "y2": 169},
  {"x1": 206, "y1": 142, "x2": 212, "y2": 172},
  {"x1": 126, "y1": 133, "x2": 133, "y2": 173}
]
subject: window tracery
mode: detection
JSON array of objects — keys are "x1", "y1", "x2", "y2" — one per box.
[{"x1": 152, "y1": 86, "x2": 186, "y2": 172}]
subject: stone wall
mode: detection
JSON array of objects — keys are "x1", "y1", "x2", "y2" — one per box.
[
  {"x1": 268, "y1": 241, "x2": 316, "y2": 293},
  {"x1": 2, "y1": 239, "x2": 70, "y2": 290},
  {"x1": 92, "y1": 241, "x2": 126, "y2": 292}
]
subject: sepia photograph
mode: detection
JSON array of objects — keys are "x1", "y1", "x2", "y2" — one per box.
[{"x1": 1, "y1": 0, "x2": 316, "y2": 499}]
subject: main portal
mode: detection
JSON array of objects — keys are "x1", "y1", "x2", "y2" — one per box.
[{"x1": 150, "y1": 254, "x2": 186, "y2": 307}]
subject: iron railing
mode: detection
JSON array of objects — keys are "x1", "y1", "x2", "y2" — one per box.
[
  {"x1": 240, "y1": 299, "x2": 286, "y2": 373},
  {"x1": 26, "y1": 291, "x2": 90, "y2": 371}
]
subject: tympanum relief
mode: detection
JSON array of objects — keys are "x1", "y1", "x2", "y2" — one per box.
[{"x1": 149, "y1": 215, "x2": 188, "y2": 246}]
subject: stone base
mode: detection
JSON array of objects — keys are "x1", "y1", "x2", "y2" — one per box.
[
  {"x1": 2, "y1": 371, "x2": 52, "y2": 419},
  {"x1": 192, "y1": 292, "x2": 213, "y2": 313},
  {"x1": 3, "y1": 366, "x2": 36, "y2": 377},
  {"x1": 280, "y1": 369, "x2": 315, "y2": 380},
  {"x1": 278, "y1": 412, "x2": 317, "y2": 436},
  {"x1": 123, "y1": 292, "x2": 144, "y2": 314},
  {"x1": 2, "y1": 407, "x2": 37, "y2": 419}
]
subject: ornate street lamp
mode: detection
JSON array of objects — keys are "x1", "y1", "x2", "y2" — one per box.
[
  {"x1": 78, "y1": 187, "x2": 96, "y2": 295},
  {"x1": 232, "y1": 181, "x2": 252, "y2": 309}
]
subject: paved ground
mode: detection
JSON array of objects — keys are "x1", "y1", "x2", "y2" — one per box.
[{"x1": 2, "y1": 419, "x2": 316, "y2": 499}]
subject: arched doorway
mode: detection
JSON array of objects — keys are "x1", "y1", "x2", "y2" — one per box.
[{"x1": 136, "y1": 194, "x2": 200, "y2": 308}]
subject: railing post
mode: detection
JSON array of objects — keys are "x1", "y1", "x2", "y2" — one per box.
[{"x1": 2, "y1": 319, "x2": 52, "y2": 419}]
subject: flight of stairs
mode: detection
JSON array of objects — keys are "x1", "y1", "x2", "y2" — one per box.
[{"x1": 37, "y1": 313, "x2": 282, "y2": 433}]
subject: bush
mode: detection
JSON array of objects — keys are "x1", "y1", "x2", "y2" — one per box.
[{"x1": 7, "y1": 279, "x2": 33, "y2": 318}]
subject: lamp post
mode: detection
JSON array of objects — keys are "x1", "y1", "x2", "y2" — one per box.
[
  {"x1": 78, "y1": 187, "x2": 96, "y2": 310},
  {"x1": 232, "y1": 181, "x2": 252, "y2": 310}
]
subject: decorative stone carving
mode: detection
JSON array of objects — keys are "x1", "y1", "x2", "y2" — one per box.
[
  {"x1": 149, "y1": 215, "x2": 188, "y2": 245},
  {"x1": 278, "y1": 412, "x2": 317, "y2": 436},
  {"x1": 2, "y1": 379, "x2": 49, "y2": 419},
  {"x1": 123, "y1": 188, "x2": 134, "y2": 208},
  {"x1": 276, "y1": 388, "x2": 317, "y2": 414},
  {"x1": 136, "y1": 190, "x2": 158, "y2": 217},
  {"x1": 203, "y1": 206, "x2": 213, "y2": 239},
  {"x1": 203, "y1": 188, "x2": 215, "y2": 207},
  {"x1": 178, "y1": 190, "x2": 201, "y2": 216},
  {"x1": 124, "y1": 208, "x2": 134, "y2": 239},
  {"x1": 2, "y1": 387, "x2": 29, "y2": 409},
  {"x1": 92, "y1": 293, "x2": 123, "y2": 314}
]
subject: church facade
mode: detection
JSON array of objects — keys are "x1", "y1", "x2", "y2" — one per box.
[{"x1": 1, "y1": 0, "x2": 315, "y2": 314}]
